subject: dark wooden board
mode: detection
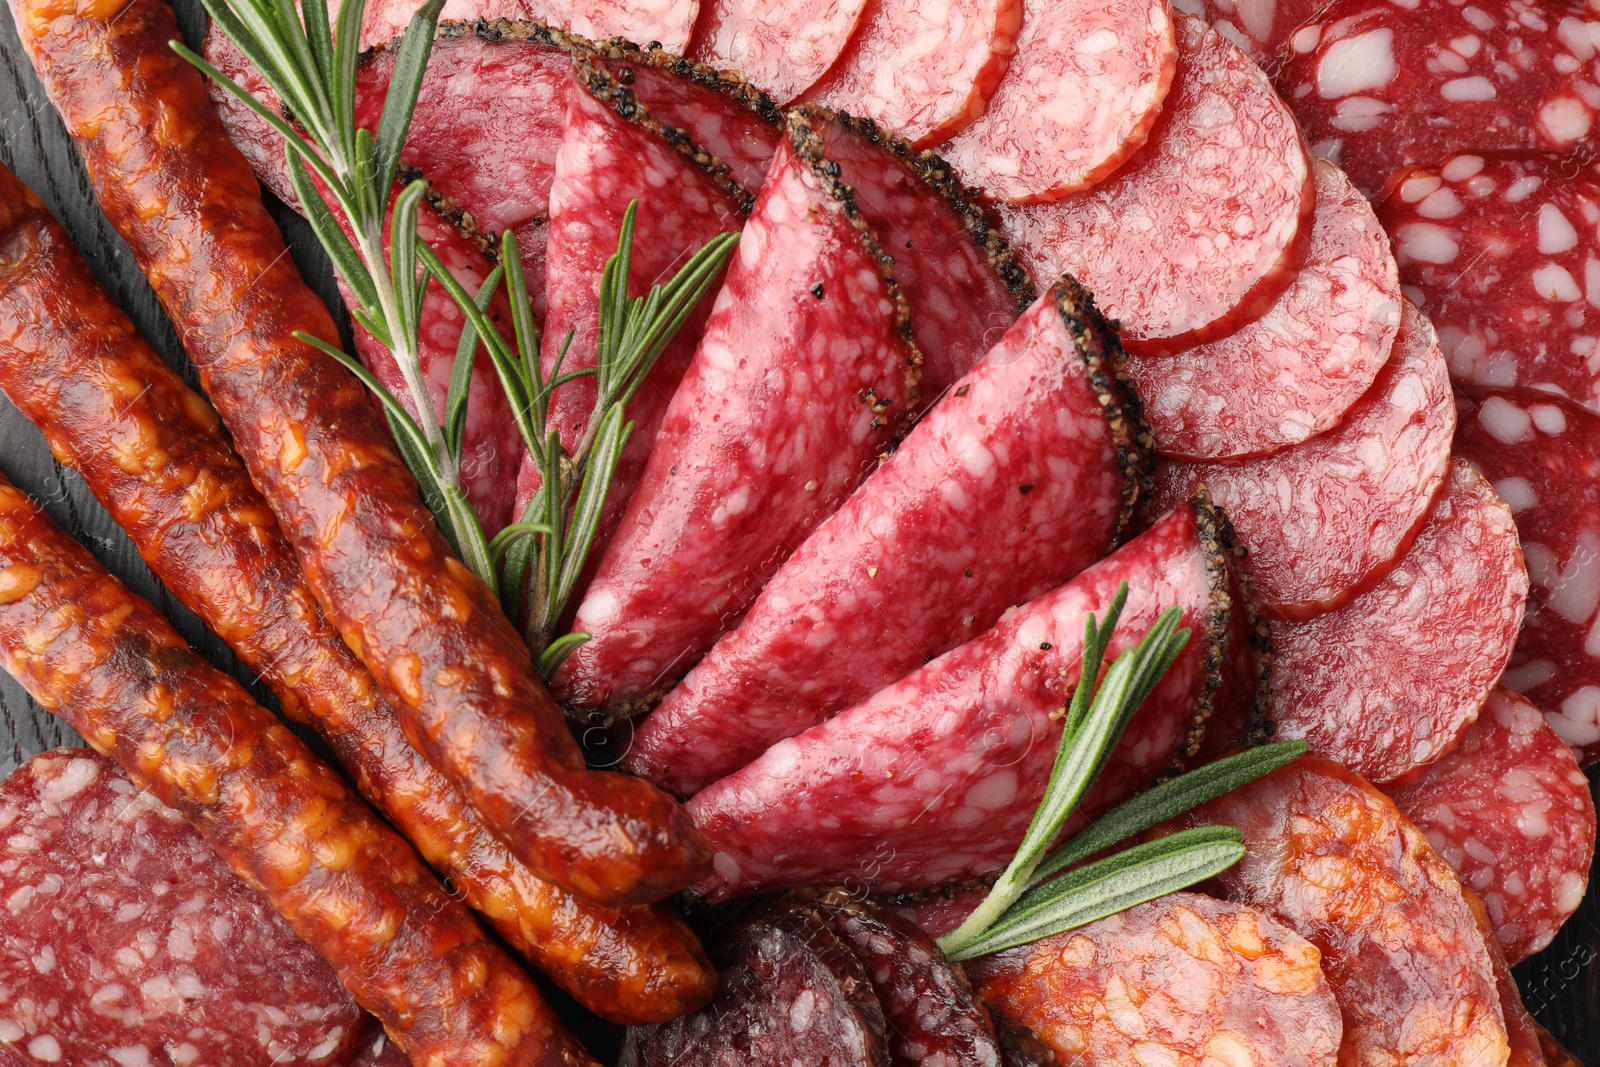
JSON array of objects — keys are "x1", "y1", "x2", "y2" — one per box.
[{"x1": 0, "y1": 2, "x2": 1596, "y2": 1063}]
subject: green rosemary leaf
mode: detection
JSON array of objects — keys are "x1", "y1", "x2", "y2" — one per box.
[
  {"x1": 611, "y1": 232, "x2": 740, "y2": 414},
  {"x1": 446, "y1": 264, "x2": 504, "y2": 459},
  {"x1": 388, "y1": 180, "x2": 428, "y2": 351},
  {"x1": 498, "y1": 496, "x2": 541, "y2": 622},
  {"x1": 299, "y1": 0, "x2": 335, "y2": 87},
  {"x1": 372, "y1": 0, "x2": 445, "y2": 202},
  {"x1": 331, "y1": 0, "x2": 363, "y2": 164},
  {"x1": 186, "y1": 3, "x2": 286, "y2": 103},
  {"x1": 500, "y1": 230, "x2": 542, "y2": 398},
  {"x1": 285, "y1": 150, "x2": 380, "y2": 317},
  {"x1": 489, "y1": 520, "x2": 556, "y2": 567},
  {"x1": 536, "y1": 631, "x2": 591, "y2": 679},
  {"x1": 267, "y1": 0, "x2": 332, "y2": 131},
  {"x1": 551, "y1": 406, "x2": 631, "y2": 619},
  {"x1": 945, "y1": 828, "x2": 1245, "y2": 962},
  {"x1": 1027, "y1": 741, "x2": 1308, "y2": 889}
]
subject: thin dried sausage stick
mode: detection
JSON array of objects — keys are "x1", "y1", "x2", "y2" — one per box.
[
  {"x1": 0, "y1": 161, "x2": 714, "y2": 1025},
  {"x1": 9, "y1": 0, "x2": 710, "y2": 905},
  {"x1": 0, "y1": 474, "x2": 597, "y2": 1067}
]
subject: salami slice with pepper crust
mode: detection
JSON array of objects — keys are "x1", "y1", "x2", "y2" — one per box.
[
  {"x1": 554, "y1": 112, "x2": 919, "y2": 718},
  {"x1": 622, "y1": 898, "x2": 893, "y2": 1067},
  {"x1": 941, "y1": 0, "x2": 1177, "y2": 202},
  {"x1": 1128, "y1": 158, "x2": 1401, "y2": 461},
  {"x1": 965, "y1": 892, "x2": 1344, "y2": 1067},
  {"x1": 688, "y1": 496, "x2": 1236, "y2": 900},
  {"x1": 997, "y1": 12, "x2": 1313, "y2": 354},
  {"x1": 1455, "y1": 389, "x2": 1600, "y2": 764},
  {"x1": 1153, "y1": 298, "x2": 1455, "y2": 619},
  {"x1": 0, "y1": 751, "x2": 368, "y2": 1067},
  {"x1": 1276, "y1": 0, "x2": 1600, "y2": 197},
  {"x1": 627, "y1": 277, "x2": 1150, "y2": 796},
  {"x1": 1268, "y1": 461, "x2": 1528, "y2": 784},
  {"x1": 802, "y1": 0, "x2": 1024, "y2": 147},
  {"x1": 1387, "y1": 689, "x2": 1595, "y2": 964},
  {"x1": 1163, "y1": 757, "x2": 1512, "y2": 1067},
  {"x1": 687, "y1": 0, "x2": 868, "y2": 103}
]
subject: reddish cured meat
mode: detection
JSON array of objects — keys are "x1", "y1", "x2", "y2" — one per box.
[
  {"x1": 878, "y1": 884, "x2": 993, "y2": 940},
  {"x1": 359, "y1": 0, "x2": 700, "y2": 51},
  {"x1": 802, "y1": 0, "x2": 1024, "y2": 147},
  {"x1": 688, "y1": 498, "x2": 1236, "y2": 900},
  {"x1": 1153, "y1": 299, "x2": 1455, "y2": 618},
  {"x1": 0, "y1": 751, "x2": 366, "y2": 1067},
  {"x1": 1268, "y1": 461, "x2": 1528, "y2": 784},
  {"x1": 626, "y1": 278, "x2": 1150, "y2": 796},
  {"x1": 512, "y1": 62, "x2": 749, "y2": 565},
  {"x1": 1387, "y1": 689, "x2": 1596, "y2": 964},
  {"x1": 941, "y1": 0, "x2": 1176, "y2": 201},
  {"x1": 1172, "y1": 0, "x2": 1333, "y2": 68},
  {"x1": 622, "y1": 899, "x2": 892, "y2": 1067},
  {"x1": 965, "y1": 893, "x2": 1344, "y2": 1067},
  {"x1": 1477, "y1": 907, "x2": 1550, "y2": 1067},
  {"x1": 1275, "y1": 0, "x2": 1600, "y2": 197},
  {"x1": 1378, "y1": 153, "x2": 1600, "y2": 414},
  {"x1": 1166, "y1": 757, "x2": 1512, "y2": 1067},
  {"x1": 688, "y1": 0, "x2": 868, "y2": 102},
  {"x1": 1536, "y1": 1024, "x2": 1584, "y2": 1067},
  {"x1": 1128, "y1": 158, "x2": 1401, "y2": 460},
  {"x1": 995, "y1": 12, "x2": 1313, "y2": 353},
  {"x1": 1454, "y1": 390, "x2": 1600, "y2": 764},
  {"x1": 554, "y1": 115, "x2": 917, "y2": 717}
]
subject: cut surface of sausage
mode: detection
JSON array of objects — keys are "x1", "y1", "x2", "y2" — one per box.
[
  {"x1": 687, "y1": 0, "x2": 868, "y2": 102},
  {"x1": 1172, "y1": 0, "x2": 1333, "y2": 68},
  {"x1": 358, "y1": 0, "x2": 700, "y2": 50}
]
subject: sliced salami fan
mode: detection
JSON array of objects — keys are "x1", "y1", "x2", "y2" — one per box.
[
  {"x1": 965, "y1": 892, "x2": 1344, "y2": 1067},
  {"x1": 1268, "y1": 460, "x2": 1528, "y2": 783},
  {"x1": 358, "y1": 0, "x2": 700, "y2": 51},
  {"x1": 622, "y1": 899, "x2": 892, "y2": 1067},
  {"x1": 1276, "y1": 0, "x2": 1600, "y2": 197},
  {"x1": 555, "y1": 114, "x2": 918, "y2": 718},
  {"x1": 940, "y1": 0, "x2": 1176, "y2": 202},
  {"x1": 1165, "y1": 757, "x2": 1513, "y2": 1067},
  {"x1": 1387, "y1": 689, "x2": 1596, "y2": 964},
  {"x1": 0, "y1": 751, "x2": 367, "y2": 1067},
  {"x1": 1153, "y1": 298, "x2": 1455, "y2": 618},
  {"x1": 687, "y1": 497, "x2": 1236, "y2": 900},
  {"x1": 1378, "y1": 153, "x2": 1600, "y2": 414},
  {"x1": 626, "y1": 278, "x2": 1148, "y2": 796},
  {"x1": 1128, "y1": 157, "x2": 1401, "y2": 460},
  {"x1": 1455, "y1": 390, "x2": 1600, "y2": 764},
  {"x1": 513, "y1": 61, "x2": 749, "y2": 563},
  {"x1": 687, "y1": 0, "x2": 868, "y2": 102},
  {"x1": 802, "y1": 0, "x2": 1023, "y2": 147},
  {"x1": 1172, "y1": 0, "x2": 1330, "y2": 68},
  {"x1": 997, "y1": 11, "x2": 1313, "y2": 353}
]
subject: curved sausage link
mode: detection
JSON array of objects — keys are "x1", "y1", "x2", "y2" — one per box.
[
  {"x1": 0, "y1": 474, "x2": 599, "y2": 1067},
  {"x1": 7, "y1": 0, "x2": 711, "y2": 905},
  {"x1": 0, "y1": 163, "x2": 716, "y2": 1024}
]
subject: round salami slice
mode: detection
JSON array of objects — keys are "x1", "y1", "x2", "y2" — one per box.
[
  {"x1": 1153, "y1": 298, "x2": 1455, "y2": 618},
  {"x1": 687, "y1": 0, "x2": 869, "y2": 103},
  {"x1": 1128, "y1": 157, "x2": 1401, "y2": 460},
  {"x1": 1268, "y1": 461, "x2": 1528, "y2": 784},
  {"x1": 0, "y1": 751, "x2": 367, "y2": 1067},
  {"x1": 622, "y1": 899, "x2": 892, "y2": 1067},
  {"x1": 803, "y1": 0, "x2": 1024, "y2": 147},
  {"x1": 1378, "y1": 152, "x2": 1600, "y2": 414},
  {"x1": 938, "y1": 0, "x2": 1176, "y2": 200},
  {"x1": 1276, "y1": 0, "x2": 1600, "y2": 197},
  {"x1": 1166, "y1": 757, "x2": 1513, "y2": 1067},
  {"x1": 1454, "y1": 389, "x2": 1600, "y2": 765},
  {"x1": 360, "y1": 0, "x2": 701, "y2": 52},
  {"x1": 1386, "y1": 689, "x2": 1596, "y2": 964},
  {"x1": 1172, "y1": 0, "x2": 1333, "y2": 68},
  {"x1": 965, "y1": 892, "x2": 1344, "y2": 1067},
  {"x1": 996, "y1": 12, "x2": 1313, "y2": 353}
]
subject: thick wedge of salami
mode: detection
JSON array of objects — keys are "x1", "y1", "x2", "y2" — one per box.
[
  {"x1": 941, "y1": 0, "x2": 1176, "y2": 201},
  {"x1": 1378, "y1": 153, "x2": 1600, "y2": 414},
  {"x1": 688, "y1": 498, "x2": 1236, "y2": 900},
  {"x1": 1153, "y1": 299, "x2": 1455, "y2": 618},
  {"x1": 554, "y1": 115, "x2": 917, "y2": 717},
  {"x1": 1455, "y1": 390, "x2": 1600, "y2": 765},
  {"x1": 359, "y1": 0, "x2": 700, "y2": 51},
  {"x1": 0, "y1": 751, "x2": 368, "y2": 1067},
  {"x1": 626, "y1": 278, "x2": 1150, "y2": 796},
  {"x1": 1387, "y1": 689, "x2": 1596, "y2": 964},
  {"x1": 1276, "y1": 0, "x2": 1600, "y2": 196},
  {"x1": 512, "y1": 62, "x2": 749, "y2": 563},
  {"x1": 1173, "y1": 0, "x2": 1330, "y2": 68},
  {"x1": 802, "y1": 0, "x2": 1023, "y2": 146},
  {"x1": 997, "y1": 12, "x2": 1313, "y2": 353},
  {"x1": 965, "y1": 893, "x2": 1344, "y2": 1067},
  {"x1": 1128, "y1": 158, "x2": 1401, "y2": 460},
  {"x1": 623, "y1": 899, "x2": 893, "y2": 1067},
  {"x1": 1164, "y1": 757, "x2": 1512, "y2": 1067},
  {"x1": 687, "y1": 0, "x2": 868, "y2": 102},
  {"x1": 1268, "y1": 461, "x2": 1528, "y2": 784}
]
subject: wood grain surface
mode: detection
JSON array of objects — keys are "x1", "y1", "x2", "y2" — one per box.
[{"x1": 0, "y1": 2, "x2": 1595, "y2": 1062}]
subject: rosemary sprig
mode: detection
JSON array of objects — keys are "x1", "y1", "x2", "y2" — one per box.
[{"x1": 936, "y1": 585, "x2": 1308, "y2": 961}]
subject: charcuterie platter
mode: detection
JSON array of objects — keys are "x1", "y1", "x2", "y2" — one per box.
[{"x1": 0, "y1": 0, "x2": 1596, "y2": 1063}]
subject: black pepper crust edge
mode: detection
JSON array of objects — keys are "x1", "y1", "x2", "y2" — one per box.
[
  {"x1": 1211, "y1": 499, "x2": 1275, "y2": 752},
  {"x1": 1169, "y1": 486, "x2": 1236, "y2": 776}
]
